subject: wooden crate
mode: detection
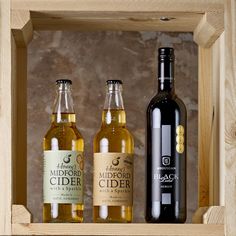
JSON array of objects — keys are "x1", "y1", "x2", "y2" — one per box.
[{"x1": 1, "y1": 0, "x2": 235, "y2": 235}]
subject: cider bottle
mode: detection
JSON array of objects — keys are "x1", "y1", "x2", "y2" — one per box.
[
  {"x1": 43, "y1": 79, "x2": 84, "y2": 223},
  {"x1": 93, "y1": 80, "x2": 134, "y2": 223}
]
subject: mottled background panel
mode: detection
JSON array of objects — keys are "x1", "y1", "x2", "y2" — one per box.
[{"x1": 27, "y1": 31, "x2": 198, "y2": 223}]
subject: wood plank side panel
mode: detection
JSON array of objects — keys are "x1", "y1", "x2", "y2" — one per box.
[
  {"x1": 0, "y1": 0, "x2": 12, "y2": 234},
  {"x1": 219, "y1": 32, "x2": 225, "y2": 206},
  {"x1": 198, "y1": 47, "x2": 213, "y2": 207},
  {"x1": 11, "y1": 0, "x2": 223, "y2": 12},
  {"x1": 211, "y1": 33, "x2": 225, "y2": 206},
  {"x1": 30, "y1": 12, "x2": 202, "y2": 32},
  {"x1": 210, "y1": 34, "x2": 225, "y2": 206},
  {"x1": 225, "y1": 0, "x2": 236, "y2": 235},
  {"x1": 12, "y1": 223, "x2": 224, "y2": 236},
  {"x1": 11, "y1": 38, "x2": 27, "y2": 205}
]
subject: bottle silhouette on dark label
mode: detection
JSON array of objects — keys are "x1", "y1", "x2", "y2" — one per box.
[{"x1": 146, "y1": 48, "x2": 187, "y2": 223}]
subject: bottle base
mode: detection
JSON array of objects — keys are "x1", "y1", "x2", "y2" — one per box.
[
  {"x1": 145, "y1": 218, "x2": 186, "y2": 223},
  {"x1": 43, "y1": 219, "x2": 83, "y2": 223},
  {"x1": 145, "y1": 214, "x2": 186, "y2": 223},
  {"x1": 94, "y1": 218, "x2": 132, "y2": 223}
]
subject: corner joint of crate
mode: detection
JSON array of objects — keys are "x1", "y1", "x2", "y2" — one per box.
[
  {"x1": 12, "y1": 204, "x2": 32, "y2": 224},
  {"x1": 11, "y1": 10, "x2": 33, "y2": 47},
  {"x1": 193, "y1": 11, "x2": 224, "y2": 48}
]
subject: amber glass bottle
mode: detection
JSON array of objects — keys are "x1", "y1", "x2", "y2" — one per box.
[
  {"x1": 93, "y1": 80, "x2": 134, "y2": 223},
  {"x1": 43, "y1": 80, "x2": 84, "y2": 223}
]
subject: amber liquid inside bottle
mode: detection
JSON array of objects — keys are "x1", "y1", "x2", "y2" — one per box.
[
  {"x1": 93, "y1": 106, "x2": 134, "y2": 222},
  {"x1": 43, "y1": 113, "x2": 84, "y2": 223}
]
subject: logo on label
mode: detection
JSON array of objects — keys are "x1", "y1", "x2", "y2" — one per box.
[
  {"x1": 112, "y1": 157, "x2": 120, "y2": 166},
  {"x1": 63, "y1": 154, "x2": 71, "y2": 164},
  {"x1": 162, "y1": 156, "x2": 171, "y2": 166}
]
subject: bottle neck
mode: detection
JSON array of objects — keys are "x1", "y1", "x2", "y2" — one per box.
[
  {"x1": 102, "y1": 83, "x2": 126, "y2": 127},
  {"x1": 158, "y1": 60, "x2": 175, "y2": 94},
  {"x1": 52, "y1": 83, "x2": 75, "y2": 123}
]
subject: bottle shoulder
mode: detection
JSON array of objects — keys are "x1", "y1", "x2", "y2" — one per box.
[
  {"x1": 94, "y1": 126, "x2": 133, "y2": 141},
  {"x1": 147, "y1": 93, "x2": 186, "y2": 112},
  {"x1": 44, "y1": 123, "x2": 84, "y2": 141}
]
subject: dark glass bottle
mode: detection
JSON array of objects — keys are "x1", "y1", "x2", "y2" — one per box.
[{"x1": 146, "y1": 48, "x2": 187, "y2": 223}]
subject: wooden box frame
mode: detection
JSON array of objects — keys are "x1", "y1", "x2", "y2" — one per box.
[{"x1": 2, "y1": 0, "x2": 236, "y2": 235}]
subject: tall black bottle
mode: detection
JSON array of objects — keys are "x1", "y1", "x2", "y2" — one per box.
[{"x1": 146, "y1": 47, "x2": 187, "y2": 223}]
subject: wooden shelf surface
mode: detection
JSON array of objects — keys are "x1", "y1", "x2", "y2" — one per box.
[
  {"x1": 11, "y1": 205, "x2": 225, "y2": 235},
  {"x1": 12, "y1": 223, "x2": 224, "y2": 236}
]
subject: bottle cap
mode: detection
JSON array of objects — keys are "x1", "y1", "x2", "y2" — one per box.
[
  {"x1": 56, "y1": 79, "x2": 72, "y2": 85},
  {"x1": 106, "y1": 80, "x2": 123, "y2": 85}
]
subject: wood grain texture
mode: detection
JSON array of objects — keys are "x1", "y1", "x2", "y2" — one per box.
[
  {"x1": 218, "y1": 32, "x2": 225, "y2": 206},
  {"x1": 11, "y1": 10, "x2": 33, "y2": 46},
  {"x1": 211, "y1": 33, "x2": 226, "y2": 206},
  {"x1": 198, "y1": 47, "x2": 213, "y2": 207},
  {"x1": 203, "y1": 206, "x2": 224, "y2": 224},
  {"x1": 11, "y1": 36, "x2": 27, "y2": 205},
  {"x1": 225, "y1": 0, "x2": 236, "y2": 235},
  {"x1": 0, "y1": 0, "x2": 12, "y2": 234},
  {"x1": 29, "y1": 11, "x2": 202, "y2": 32},
  {"x1": 11, "y1": 0, "x2": 223, "y2": 12},
  {"x1": 10, "y1": 1, "x2": 224, "y2": 47},
  {"x1": 12, "y1": 205, "x2": 31, "y2": 224},
  {"x1": 198, "y1": 39, "x2": 223, "y2": 206},
  {"x1": 194, "y1": 11, "x2": 224, "y2": 48},
  {"x1": 12, "y1": 223, "x2": 224, "y2": 236},
  {"x1": 192, "y1": 206, "x2": 224, "y2": 224}
]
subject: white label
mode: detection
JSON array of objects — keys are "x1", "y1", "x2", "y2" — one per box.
[{"x1": 43, "y1": 150, "x2": 84, "y2": 204}]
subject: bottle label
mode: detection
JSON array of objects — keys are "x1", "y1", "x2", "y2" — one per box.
[
  {"x1": 93, "y1": 153, "x2": 133, "y2": 206},
  {"x1": 152, "y1": 124, "x2": 181, "y2": 204},
  {"x1": 43, "y1": 150, "x2": 84, "y2": 204}
]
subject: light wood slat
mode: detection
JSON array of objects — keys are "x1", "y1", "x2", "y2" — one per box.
[
  {"x1": 198, "y1": 47, "x2": 213, "y2": 207},
  {"x1": 11, "y1": 0, "x2": 223, "y2": 12},
  {"x1": 0, "y1": 0, "x2": 12, "y2": 235},
  {"x1": 12, "y1": 223, "x2": 224, "y2": 236},
  {"x1": 11, "y1": 205, "x2": 224, "y2": 235},
  {"x1": 11, "y1": 35, "x2": 27, "y2": 206},
  {"x1": 225, "y1": 0, "x2": 236, "y2": 235},
  {"x1": 211, "y1": 33, "x2": 225, "y2": 206},
  {"x1": 218, "y1": 32, "x2": 225, "y2": 206},
  {"x1": 29, "y1": 12, "x2": 202, "y2": 32}
]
